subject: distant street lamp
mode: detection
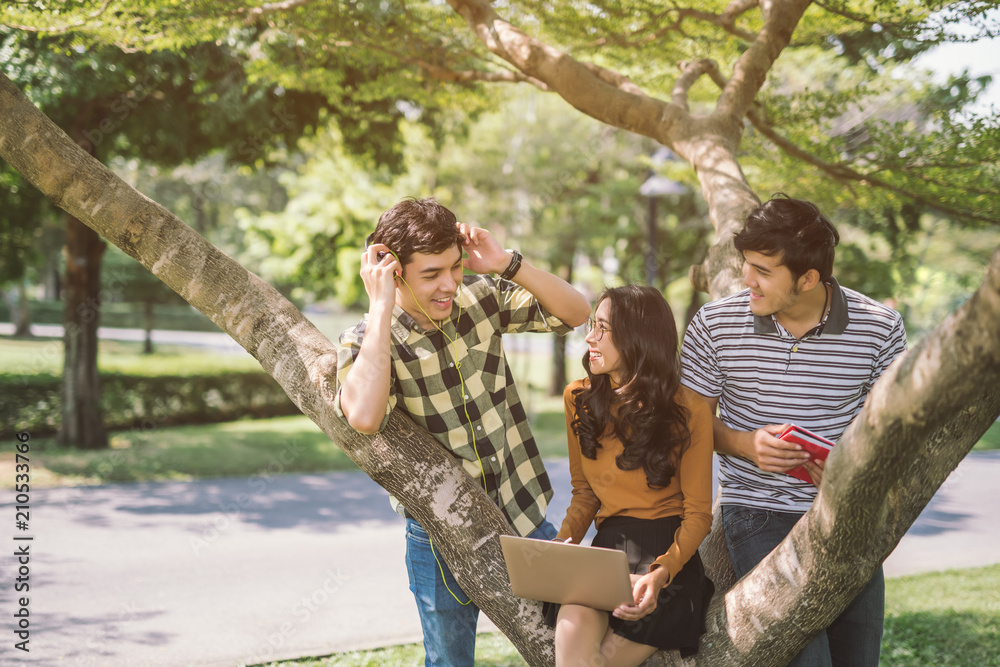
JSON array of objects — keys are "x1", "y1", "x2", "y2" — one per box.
[{"x1": 639, "y1": 148, "x2": 687, "y2": 287}]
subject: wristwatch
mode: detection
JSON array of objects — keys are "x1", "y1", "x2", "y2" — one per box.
[{"x1": 500, "y1": 249, "x2": 523, "y2": 281}]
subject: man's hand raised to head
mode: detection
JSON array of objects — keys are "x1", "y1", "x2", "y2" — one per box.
[{"x1": 457, "y1": 223, "x2": 511, "y2": 275}]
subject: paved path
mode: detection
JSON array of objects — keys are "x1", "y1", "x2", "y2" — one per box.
[
  {"x1": 0, "y1": 323, "x2": 247, "y2": 354},
  {"x1": 0, "y1": 323, "x2": 556, "y2": 356},
  {"x1": 1, "y1": 453, "x2": 998, "y2": 667}
]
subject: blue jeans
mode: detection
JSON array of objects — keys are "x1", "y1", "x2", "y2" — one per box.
[
  {"x1": 722, "y1": 505, "x2": 884, "y2": 667},
  {"x1": 405, "y1": 518, "x2": 557, "y2": 667}
]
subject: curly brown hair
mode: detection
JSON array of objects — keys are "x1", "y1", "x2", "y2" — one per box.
[{"x1": 571, "y1": 285, "x2": 691, "y2": 488}]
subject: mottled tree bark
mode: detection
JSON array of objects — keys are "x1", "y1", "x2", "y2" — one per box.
[{"x1": 549, "y1": 259, "x2": 573, "y2": 397}]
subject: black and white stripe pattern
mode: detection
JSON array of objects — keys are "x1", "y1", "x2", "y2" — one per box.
[{"x1": 680, "y1": 279, "x2": 907, "y2": 512}]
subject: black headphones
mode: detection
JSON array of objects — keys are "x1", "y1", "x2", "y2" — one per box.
[{"x1": 364, "y1": 232, "x2": 389, "y2": 261}]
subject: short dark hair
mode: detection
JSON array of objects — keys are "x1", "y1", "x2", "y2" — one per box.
[
  {"x1": 734, "y1": 193, "x2": 840, "y2": 281},
  {"x1": 372, "y1": 197, "x2": 463, "y2": 267}
]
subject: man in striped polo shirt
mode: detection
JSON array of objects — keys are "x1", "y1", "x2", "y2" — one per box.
[{"x1": 681, "y1": 194, "x2": 907, "y2": 666}]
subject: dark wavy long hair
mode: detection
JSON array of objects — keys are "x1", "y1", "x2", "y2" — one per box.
[{"x1": 571, "y1": 285, "x2": 691, "y2": 488}]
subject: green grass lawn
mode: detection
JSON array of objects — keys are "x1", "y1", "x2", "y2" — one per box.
[
  {"x1": 882, "y1": 565, "x2": 1000, "y2": 666},
  {"x1": 0, "y1": 335, "x2": 263, "y2": 376},
  {"x1": 259, "y1": 565, "x2": 1000, "y2": 667},
  {"x1": 12, "y1": 415, "x2": 357, "y2": 486},
  {"x1": 259, "y1": 632, "x2": 526, "y2": 667},
  {"x1": 975, "y1": 420, "x2": 1000, "y2": 451}
]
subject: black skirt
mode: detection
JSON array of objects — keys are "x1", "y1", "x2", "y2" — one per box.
[{"x1": 543, "y1": 515, "x2": 714, "y2": 657}]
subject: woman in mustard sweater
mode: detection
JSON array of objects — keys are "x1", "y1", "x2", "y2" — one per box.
[{"x1": 546, "y1": 285, "x2": 714, "y2": 666}]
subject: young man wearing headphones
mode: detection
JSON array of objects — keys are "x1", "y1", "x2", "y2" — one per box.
[{"x1": 335, "y1": 197, "x2": 590, "y2": 667}]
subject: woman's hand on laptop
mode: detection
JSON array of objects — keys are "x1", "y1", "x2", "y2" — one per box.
[{"x1": 613, "y1": 568, "x2": 670, "y2": 621}]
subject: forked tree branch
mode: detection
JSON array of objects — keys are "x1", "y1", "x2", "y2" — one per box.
[
  {"x1": 716, "y1": 0, "x2": 812, "y2": 122},
  {"x1": 445, "y1": 0, "x2": 685, "y2": 145},
  {"x1": 443, "y1": 0, "x2": 759, "y2": 296},
  {"x1": 673, "y1": 59, "x2": 728, "y2": 110},
  {"x1": 682, "y1": 57, "x2": 1000, "y2": 225}
]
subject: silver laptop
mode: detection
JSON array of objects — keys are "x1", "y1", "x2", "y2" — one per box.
[{"x1": 499, "y1": 535, "x2": 634, "y2": 611}]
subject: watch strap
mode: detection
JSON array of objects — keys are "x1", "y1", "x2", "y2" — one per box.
[{"x1": 499, "y1": 249, "x2": 523, "y2": 281}]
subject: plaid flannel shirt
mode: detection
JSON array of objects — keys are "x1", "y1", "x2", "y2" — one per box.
[{"x1": 334, "y1": 274, "x2": 571, "y2": 536}]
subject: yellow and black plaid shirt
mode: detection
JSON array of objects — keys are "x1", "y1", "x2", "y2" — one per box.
[{"x1": 335, "y1": 275, "x2": 571, "y2": 536}]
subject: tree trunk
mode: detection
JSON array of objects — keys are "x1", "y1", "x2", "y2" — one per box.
[
  {"x1": 4, "y1": 60, "x2": 1000, "y2": 665},
  {"x1": 549, "y1": 260, "x2": 573, "y2": 396},
  {"x1": 14, "y1": 277, "x2": 32, "y2": 337},
  {"x1": 5, "y1": 278, "x2": 33, "y2": 337},
  {"x1": 143, "y1": 300, "x2": 154, "y2": 354},
  {"x1": 58, "y1": 215, "x2": 108, "y2": 449},
  {"x1": 43, "y1": 245, "x2": 61, "y2": 299},
  {"x1": 646, "y1": 195, "x2": 659, "y2": 288}
]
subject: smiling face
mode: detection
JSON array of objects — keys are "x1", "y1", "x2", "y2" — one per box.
[
  {"x1": 741, "y1": 249, "x2": 806, "y2": 318},
  {"x1": 395, "y1": 245, "x2": 464, "y2": 329},
  {"x1": 585, "y1": 298, "x2": 623, "y2": 384}
]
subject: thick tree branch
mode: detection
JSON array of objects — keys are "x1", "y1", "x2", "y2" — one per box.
[
  {"x1": 444, "y1": 0, "x2": 760, "y2": 302},
  {"x1": 0, "y1": 70, "x2": 556, "y2": 665},
  {"x1": 673, "y1": 59, "x2": 728, "y2": 110},
  {"x1": 445, "y1": 0, "x2": 686, "y2": 145},
  {"x1": 444, "y1": 0, "x2": 769, "y2": 303},
  {"x1": 717, "y1": 0, "x2": 812, "y2": 122}
]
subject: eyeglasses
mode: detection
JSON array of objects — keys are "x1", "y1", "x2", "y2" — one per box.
[{"x1": 587, "y1": 317, "x2": 612, "y2": 341}]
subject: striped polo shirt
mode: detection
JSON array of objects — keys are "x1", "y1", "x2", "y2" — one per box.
[{"x1": 680, "y1": 278, "x2": 907, "y2": 512}]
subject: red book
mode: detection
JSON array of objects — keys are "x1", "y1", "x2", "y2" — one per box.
[{"x1": 777, "y1": 424, "x2": 836, "y2": 484}]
